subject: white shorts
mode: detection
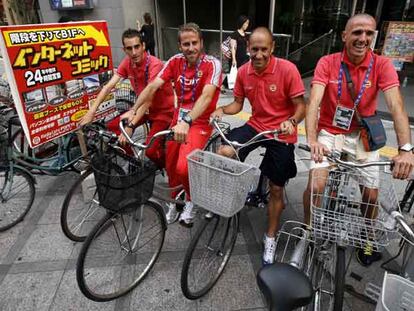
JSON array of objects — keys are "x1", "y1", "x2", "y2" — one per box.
[{"x1": 310, "y1": 129, "x2": 380, "y2": 188}]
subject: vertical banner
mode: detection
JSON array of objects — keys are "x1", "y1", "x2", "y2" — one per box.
[{"x1": 0, "y1": 21, "x2": 116, "y2": 148}]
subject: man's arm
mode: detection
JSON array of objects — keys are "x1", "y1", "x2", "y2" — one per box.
[
  {"x1": 173, "y1": 84, "x2": 217, "y2": 143},
  {"x1": 280, "y1": 95, "x2": 306, "y2": 134},
  {"x1": 79, "y1": 73, "x2": 121, "y2": 125},
  {"x1": 306, "y1": 83, "x2": 329, "y2": 162},
  {"x1": 384, "y1": 86, "x2": 414, "y2": 179},
  {"x1": 124, "y1": 77, "x2": 164, "y2": 122},
  {"x1": 211, "y1": 96, "x2": 244, "y2": 120}
]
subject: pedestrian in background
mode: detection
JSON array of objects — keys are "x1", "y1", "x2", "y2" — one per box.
[{"x1": 137, "y1": 12, "x2": 156, "y2": 56}]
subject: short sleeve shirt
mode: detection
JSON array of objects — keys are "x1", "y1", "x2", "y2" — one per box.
[
  {"x1": 234, "y1": 56, "x2": 305, "y2": 143},
  {"x1": 117, "y1": 53, "x2": 174, "y2": 122},
  {"x1": 312, "y1": 50, "x2": 399, "y2": 134},
  {"x1": 158, "y1": 53, "x2": 222, "y2": 126}
]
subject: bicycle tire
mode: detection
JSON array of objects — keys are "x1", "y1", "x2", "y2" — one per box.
[
  {"x1": 400, "y1": 180, "x2": 414, "y2": 213},
  {"x1": 333, "y1": 246, "x2": 345, "y2": 311},
  {"x1": 76, "y1": 200, "x2": 166, "y2": 302},
  {"x1": 60, "y1": 163, "x2": 125, "y2": 242},
  {"x1": 0, "y1": 166, "x2": 35, "y2": 231},
  {"x1": 309, "y1": 244, "x2": 345, "y2": 311},
  {"x1": 181, "y1": 213, "x2": 239, "y2": 300},
  {"x1": 60, "y1": 168, "x2": 103, "y2": 241}
]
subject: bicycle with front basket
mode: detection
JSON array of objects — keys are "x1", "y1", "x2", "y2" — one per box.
[{"x1": 180, "y1": 118, "x2": 283, "y2": 300}]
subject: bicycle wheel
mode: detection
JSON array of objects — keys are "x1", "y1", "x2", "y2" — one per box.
[
  {"x1": 60, "y1": 168, "x2": 104, "y2": 242},
  {"x1": 76, "y1": 200, "x2": 166, "y2": 302},
  {"x1": 0, "y1": 167, "x2": 35, "y2": 231},
  {"x1": 309, "y1": 243, "x2": 345, "y2": 311},
  {"x1": 181, "y1": 213, "x2": 239, "y2": 300},
  {"x1": 61, "y1": 162, "x2": 126, "y2": 242}
]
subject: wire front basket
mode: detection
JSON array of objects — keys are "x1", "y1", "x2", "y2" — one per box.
[
  {"x1": 187, "y1": 149, "x2": 260, "y2": 217},
  {"x1": 311, "y1": 168, "x2": 399, "y2": 251},
  {"x1": 376, "y1": 272, "x2": 414, "y2": 311},
  {"x1": 91, "y1": 149, "x2": 157, "y2": 213}
]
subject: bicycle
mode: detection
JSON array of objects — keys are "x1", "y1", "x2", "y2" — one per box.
[
  {"x1": 60, "y1": 118, "x2": 228, "y2": 242},
  {"x1": 180, "y1": 118, "x2": 283, "y2": 300},
  {"x1": 75, "y1": 125, "x2": 169, "y2": 302},
  {"x1": 364, "y1": 205, "x2": 414, "y2": 310},
  {"x1": 286, "y1": 144, "x2": 400, "y2": 311}
]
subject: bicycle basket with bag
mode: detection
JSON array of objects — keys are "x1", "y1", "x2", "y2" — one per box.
[{"x1": 91, "y1": 149, "x2": 157, "y2": 213}]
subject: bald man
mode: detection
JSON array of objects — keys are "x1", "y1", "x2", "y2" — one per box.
[
  {"x1": 303, "y1": 13, "x2": 414, "y2": 266},
  {"x1": 212, "y1": 27, "x2": 306, "y2": 265}
]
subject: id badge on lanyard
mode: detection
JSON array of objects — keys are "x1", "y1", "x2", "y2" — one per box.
[
  {"x1": 178, "y1": 108, "x2": 190, "y2": 121},
  {"x1": 332, "y1": 103, "x2": 355, "y2": 130}
]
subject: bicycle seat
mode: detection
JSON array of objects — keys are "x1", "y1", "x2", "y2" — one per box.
[{"x1": 257, "y1": 263, "x2": 313, "y2": 311}]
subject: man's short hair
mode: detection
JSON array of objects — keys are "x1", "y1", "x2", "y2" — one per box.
[
  {"x1": 345, "y1": 13, "x2": 376, "y2": 30},
  {"x1": 121, "y1": 28, "x2": 142, "y2": 46},
  {"x1": 177, "y1": 22, "x2": 202, "y2": 43},
  {"x1": 249, "y1": 27, "x2": 274, "y2": 42}
]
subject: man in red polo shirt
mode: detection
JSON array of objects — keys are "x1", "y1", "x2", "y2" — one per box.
[
  {"x1": 303, "y1": 14, "x2": 414, "y2": 266},
  {"x1": 212, "y1": 27, "x2": 306, "y2": 265},
  {"x1": 80, "y1": 28, "x2": 174, "y2": 168},
  {"x1": 128, "y1": 23, "x2": 222, "y2": 226}
]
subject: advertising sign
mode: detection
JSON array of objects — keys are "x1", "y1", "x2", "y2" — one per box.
[
  {"x1": 0, "y1": 21, "x2": 116, "y2": 148},
  {"x1": 382, "y1": 21, "x2": 414, "y2": 63}
]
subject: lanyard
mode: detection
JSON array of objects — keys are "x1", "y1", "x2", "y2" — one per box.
[
  {"x1": 337, "y1": 56, "x2": 373, "y2": 108},
  {"x1": 180, "y1": 56, "x2": 202, "y2": 106},
  {"x1": 131, "y1": 53, "x2": 150, "y2": 92}
]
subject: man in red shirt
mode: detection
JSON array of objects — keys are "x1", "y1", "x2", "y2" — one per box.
[
  {"x1": 128, "y1": 23, "x2": 222, "y2": 226},
  {"x1": 80, "y1": 28, "x2": 174, "y2": 168},
  {"x1": 303, "y1": 14, "x2": 414, "y2": 266},
  {"x1": 212, "y1": 27, "x2": 306, "y2": 265}
]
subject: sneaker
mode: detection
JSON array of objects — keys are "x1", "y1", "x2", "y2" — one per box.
[
  {"x1": 262, "y1": 234, "x2": 276, "y2": 266},
  {"x1": 356, "y1": 242, "x2": 382, "y2": 267},
  {"x1": 165, "y1": 203, "x2": 179, "y2": 224},
  {"x1": 179, "y1": 201, "x2": 197, "y2": 228}
]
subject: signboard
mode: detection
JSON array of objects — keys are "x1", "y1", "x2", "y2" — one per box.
[
  {"x1": 50, "y1": 0, "x2": 94, "y2": 10},
  {"x1": 0, "y1": 21, "x2": 116, "y2": 148},
  {"x1": 382, "y1": 21, "x2": 414, "y2": 63}
]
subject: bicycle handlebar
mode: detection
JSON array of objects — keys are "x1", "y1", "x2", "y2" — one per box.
[
  {"x1": 298, "y1": 143, "x2": 393, "y2": 168},
  {"x1": 391, "y1": 211, "x2": 414, "y2": 244},
  {"x1": 211, "y1": 118, "x2": 282, "y2": 149},
  {"x1": 119, "y1": 119, "x2": 172, "y2": 150}
]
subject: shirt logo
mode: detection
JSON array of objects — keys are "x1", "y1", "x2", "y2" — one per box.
[
  {"x1": 269, "y1": 84, "x2": 277, "y2": 92},
  {"x1": 197, "y1": 71, "x2": 203, "y2": 78},
  {"x1": 365, "y1": 80, "x2": 372, "y2": 88}
]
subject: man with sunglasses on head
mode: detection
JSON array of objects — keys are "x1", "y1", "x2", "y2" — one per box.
[
  {"x1": 127, "y1": 23, "x2": 222, "y2": 227},
  {"x1": 80, "y1": 28, "x2": 174, "y2": 168},
  {"x1": 303, "y1": 13, "x2": 414, "y2": 267}
]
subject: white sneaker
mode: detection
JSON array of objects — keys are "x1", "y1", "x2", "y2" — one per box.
[
  {"x1": 262, "y1": 234, "x2": 276, "y2": 266},
  {"x1": 165, "y1": 203, "x2": 179, "y2": 224},
  {"x1": 179, "y1": 201, "x2": 197, "y2": 227}
]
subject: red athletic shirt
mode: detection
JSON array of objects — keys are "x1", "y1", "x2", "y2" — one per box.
[
  {"x1": 117, "y1": 52, "x2": 174, "y2": 122},
  {"x1": 234, "y1": 56, "x2": 305, "y2": 144},
  {"x1": 158, "y1": 53, "x2": 222, "y2": 126},
  {"x1": 312, "y1": 50, "x2": 399, "y2": 134}
]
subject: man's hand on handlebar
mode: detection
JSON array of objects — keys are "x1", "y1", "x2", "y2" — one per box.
[
  {"x1": 118, "y1": 126, "x2": 133, "y2": 146},
  {"x1": 309, "y1": 141, "x2": 330, "y2": 163},
  {"x1": 210, "y1": 107, "x2": 224, "y2": 121},
  {"x1": 280, "y1": 119, "x2": 295, "y2": 135},
  {"x1": 172, "y1": 121, "x2": 189, "y2": 143},
  {"x1": 123, "y1": 109, "x2": 135, "y2": 123},
  {"x1": 392, "y1": 152, "x2": 414, "y2": 180}
]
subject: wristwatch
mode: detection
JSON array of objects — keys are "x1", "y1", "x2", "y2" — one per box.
[
  {"x1": 182, "y1": 114, "x2": 192, "y2": 126},
  {"x1": 398, "y1": 143, "x2": 414, "y2": 153}
]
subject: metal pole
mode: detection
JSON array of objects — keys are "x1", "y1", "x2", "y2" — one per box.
[
  {"x1": 183, "y1": 0, "x2": 187, "y2": 24},
  {"x1": 361, "y1": 0, "x2": 367, "y2": 13},
  {"x1": 375, "y1": 0, "x2": 384, "y2": 23},
  {"x1": 220, "y1": 0, "x2": 223, "y2": 64},
  {"x1": 351, "y1": 0, "x2": 357, "y2": 16},
  {"x1": 153, "y1": 0, "x2": 162, "y2": 59},
  {"x1": 269, "y1": 0, "x2": 276, "y2": 32},
  {"x1": 298, "y1": 0, "x2": 305, "y2": 44}
]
